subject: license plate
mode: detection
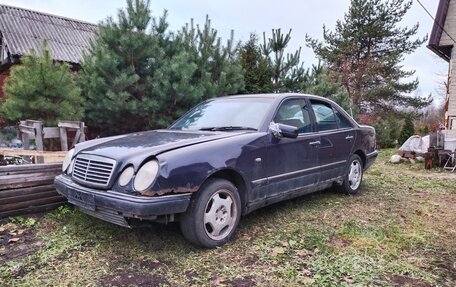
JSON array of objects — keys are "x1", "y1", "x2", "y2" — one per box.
[{"x1": 67, "y1": 189, "x2": 95, "y2": 211}]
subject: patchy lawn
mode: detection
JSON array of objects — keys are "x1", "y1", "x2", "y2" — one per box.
[{"x1": 1, "y1": 149, "x2": 455, "y2": 286}]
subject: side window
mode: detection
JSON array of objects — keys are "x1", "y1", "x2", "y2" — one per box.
[
  {"x1": 334, "y1": 109, "x2": 353, "y2": 129},
  {"x1": 274, "y1": 99, "x2": 311, "y2": 133},
  {"x1": 310, "y1": 100, "x2": 338, "y2": 131}
]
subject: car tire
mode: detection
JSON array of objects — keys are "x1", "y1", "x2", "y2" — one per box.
[
  {"x1": 179, "y1": 178, "x2": 241, "y2": 248},
  {"x1": 338, "y1": 154, "x2": 363, "y2": 195}
]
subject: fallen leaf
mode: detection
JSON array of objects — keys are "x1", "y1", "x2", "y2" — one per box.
[
  {"x1": 296, "y1": 249, "x2": 311, "y2": 257},
  {"x1": 8, "y1": 232, "x2": 17, "y2": 236},
  {"x1": 272, "y1": 246, "x2": 286, "y2": 254},
  {"x1": 301, "y1": 277, "x2": 315, "y2": 285},
  {"x1": 8, "y1": 238, "x2": 20, "y2": 243},
  {"x1": 212, "y1": 277, "x2": 223, "y2": 285},
  {"x1": 280, "y1": 241, "x2": 289, "y2": 247},
  {"x1": 0, "y1": 227, "x2": 6, "y2": 232}
]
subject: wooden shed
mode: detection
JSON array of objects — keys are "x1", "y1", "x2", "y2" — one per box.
[{"x1": 0, "y1": 3, "x2": 96, "y2": 100}]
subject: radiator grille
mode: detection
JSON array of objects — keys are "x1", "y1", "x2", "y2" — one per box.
[{"x1": 72, "y1": 154, "x2": 116, "y2": 188}]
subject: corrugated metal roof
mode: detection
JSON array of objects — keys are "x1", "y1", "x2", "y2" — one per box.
[{"x1": 0, "y1": 4, "x2": 97, "y2": 64}]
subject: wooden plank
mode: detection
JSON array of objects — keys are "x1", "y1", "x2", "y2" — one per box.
[
  {"x1": 72, "y1": 129, "x2": 81, "y2": 148},
  {"x1": 0, "y1": 170, "x2": 61, "y2": 179},
  {"x1": 60, "y1": 127, "x2": 68, "y2": 151},
  {"x1": 0, "y1": 190, "x2": 60, "y2": 206},
  {"x1": 18, "y1": 125, "x2": 36, "y2": 136},
  {"x1": 80, "y1": 122, "x2": 86, "y2": 142},
  {"x1": 0, "y1": 180, "x2": 58, "y2": 191},
  {"x1": 0, "y1": 176, "x2": 57, "y2": 191},
  {"x1": 0, "y1": 163, "x2": 61, "y2": 174},
  {"x1": 0, "y1": 201, "x2": 66, "y2": 218},
  {"x1": 0, "y1": 172, "x2": 60, "y2": 184},
  {"x1": 58, "y1": 120, "x2": 83, "y2": 129},
  {"x1": 0, "y1": 184, "x2": 55, "y2": 199},
  {"x1": 34, "y1": 122, "x2": 44, "y2": 161},
  {"x1": 0, "y1": 195, "x2": 66, "y2": 212},
  {"x1": 43, "y1": 127, "x2": 60, "y2": 139},
  {"x1": 21, "y1": 129, "x2": 30, "y2": 150}
]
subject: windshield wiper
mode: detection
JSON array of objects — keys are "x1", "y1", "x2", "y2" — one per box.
[{"x1": 199, "y1": 126, "x2": 257, "y2": 131}]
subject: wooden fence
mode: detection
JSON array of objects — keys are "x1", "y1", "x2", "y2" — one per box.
[{"x1": 0, "y1": 163, "x2": 66, "y2": 218}]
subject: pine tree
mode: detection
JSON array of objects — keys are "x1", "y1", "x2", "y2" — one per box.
[
  {"x1": 301, "y1": 63, "x2": 350, "y2": 112},
  {"x1": 399, "y1": 115, "x2": 415, "y2": 145},
  {"x1": 238, "y1": 34, "x2": 273, "y2": 93},
  {"x1": 81, "y1": 0, "x2": 244, "y2": 136},
  {"x1": 0, "y1": 43, "x2": 83, "y2": 126},
  {"x1": 306, "y1": 0, "x2": 430, "y2": 116},
  {"x1": 261, "y1": 29, "x2": 306, "y2": 93}
]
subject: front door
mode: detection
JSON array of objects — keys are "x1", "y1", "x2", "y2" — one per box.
[{"x1": 265, "y1": 98, "x2": 320, "y2": 201}]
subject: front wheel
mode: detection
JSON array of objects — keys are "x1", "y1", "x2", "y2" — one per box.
[
  {"x1": 180, "y1": 178, "x2": 241, "y2": 248},
  {"x1": 338, "y1": 154, "x2": 363, "y2": 194}
]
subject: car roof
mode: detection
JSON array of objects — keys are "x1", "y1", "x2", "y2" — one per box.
[{"x1": 218, "y1": 93, "x2": 328, "y2": 102}]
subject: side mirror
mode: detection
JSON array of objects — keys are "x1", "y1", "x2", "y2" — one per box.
[{"x1": 269, "y1": 122, "x2": 299, "y2": 139}]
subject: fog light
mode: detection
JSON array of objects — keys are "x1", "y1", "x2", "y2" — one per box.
[{"x1": 118, "y1": 166, "x2": 134, "y2": 186}]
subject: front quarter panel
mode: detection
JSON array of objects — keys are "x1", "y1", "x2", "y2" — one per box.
[{"x1": 146, "y1": 132, "x2": 269, "y2": 197}]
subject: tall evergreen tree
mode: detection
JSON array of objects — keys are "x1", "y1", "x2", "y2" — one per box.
[
  {"x1": 238, "y1": 34, "x2": 273, "y2": 93},
  {"x1": 261, "y1": 29, "x2": 306, "y2": 93},
  {"x1": 399, "y1": 115, "x2": 415, "y2": 145},
  {"x1": 0, "y1": 43, "x2": 83, "y2": 126},
  {"x1": 301, "y1": 63, "x2": 350, "y2": 112},
  {"x1": 81, "y1": 0, "x2": 243, "y2": 136},
  {"x1": 306, "y1": 0, "x2": 430, "y2": 116}
]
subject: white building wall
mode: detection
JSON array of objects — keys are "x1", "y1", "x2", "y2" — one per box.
[{"x1": 441, "y1": 0, "x2": 456, "y2": 46}]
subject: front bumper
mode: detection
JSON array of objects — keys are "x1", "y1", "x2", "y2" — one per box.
[
  {"x1": 364, "y1": 150, "x2": 378, "y2": 170},
  {"x1": 54, "y1": 174, "x2": 191, "y2": 225}
]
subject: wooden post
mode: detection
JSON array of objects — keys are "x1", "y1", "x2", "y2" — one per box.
[
  {"x1": 59, "y1": 127, "x2": 68, "y2": 151},
  {"x1": 20, "y1": 120, "x2": 30, "y2": 150},
  {"x1": 33, "y1": 121, "x2": 44, "y2": 163},
  {"x1": 80, "y1": 122, "x2": 86, "y2": 142},
  {"x1": 33, "y1": 121, "x2": 44, "y2": 152}
]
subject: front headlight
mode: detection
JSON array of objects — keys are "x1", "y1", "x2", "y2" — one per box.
[
  {"x1": 118, "y1": 166, "x2": 134, "y2": 186},
  {"x1": 62, "y1": 149, "x2": 75, "y2": 173},
  {"x1": 133, "y1": 160, "x2": 159, "y2": 192}
]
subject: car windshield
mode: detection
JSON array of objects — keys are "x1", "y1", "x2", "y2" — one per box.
[{"x1": 170, "y1": 97, "x2": 274, "y2": 131}]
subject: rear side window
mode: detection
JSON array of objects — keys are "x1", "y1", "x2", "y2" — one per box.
[
  {"x1": 310, "y1": 100, "x2": 338, "y2": 131},
  {"x1": 335, "y1": 109, "x2": 353, "y2": 129}
]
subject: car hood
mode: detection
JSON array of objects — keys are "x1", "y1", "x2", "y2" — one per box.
[{"x1": 75, "y1": 129, "x2": 242, "y2": 164}]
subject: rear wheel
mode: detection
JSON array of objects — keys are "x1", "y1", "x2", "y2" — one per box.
[
  {"x1": 338, "y1": 154, "x2": 363, "y2": 194},
  {"x1": 180, "y1": 178, "x2": 241, "y2": 248}
]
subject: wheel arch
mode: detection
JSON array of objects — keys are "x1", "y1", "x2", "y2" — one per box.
[
  {"x1": 353, "y1": 149, "x2": 366, "y2": 168},
  {"x1": 204, "y1": 168, "x2": 249, "y2": 215}
]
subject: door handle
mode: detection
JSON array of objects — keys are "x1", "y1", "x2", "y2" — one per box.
[
  {"x1": 345, "y1": 135, "x2": 354, "y2": 141},
  {"x1": 309, "y1": 141, "x2": 321, "y2": 146}
]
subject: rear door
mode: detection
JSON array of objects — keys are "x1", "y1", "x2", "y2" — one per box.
[
  {"x1": 309, "y1": 100, "x2": 355, "y2": 182},
  {"x1": 265, "y1": 98, "x2": 320, "y2": 200}
]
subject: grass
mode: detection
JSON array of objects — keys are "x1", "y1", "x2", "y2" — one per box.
[{"x1": 1, "y1": 149, "x2": 455, "y2": 286}]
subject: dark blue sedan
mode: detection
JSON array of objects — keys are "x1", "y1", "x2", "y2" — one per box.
[{"x1": 55, "y1": 93, "x2": 377, "y2": 248}]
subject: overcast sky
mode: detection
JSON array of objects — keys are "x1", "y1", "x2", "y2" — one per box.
[{"x1": 0, "y1": 0, "x2": 447, "y2": 102}]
